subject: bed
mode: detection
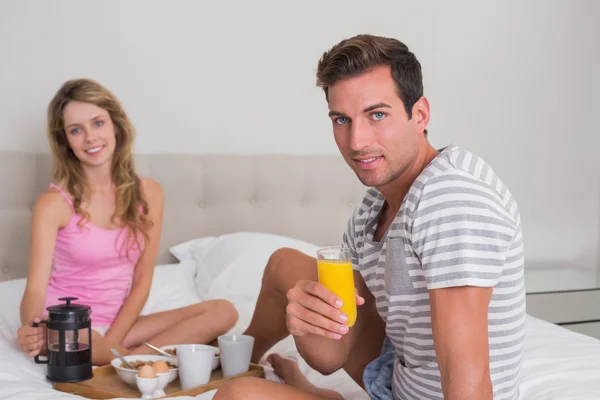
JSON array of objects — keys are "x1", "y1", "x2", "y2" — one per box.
[{"x1": 1, "y1": 151, "x2": 599, "y2": 400}]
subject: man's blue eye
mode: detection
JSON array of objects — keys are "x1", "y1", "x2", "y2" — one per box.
[{"x1": 372, "y1": 112, "x2": 385, "y2": 121}]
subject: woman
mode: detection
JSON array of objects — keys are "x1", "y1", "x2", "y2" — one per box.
[{"x1": 16, "y1": 79, "x2": 238, "y2": 365}]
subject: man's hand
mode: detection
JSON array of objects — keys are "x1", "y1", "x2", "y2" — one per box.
[
  {"x1": 17, "y1": 317, "x2": 46, "y2": 358},
  {"x1": 430, "y1": 286, "x2": 494, "y2": 400},
  {"x1": 286, "y1": 279, "x2": 365, "y2": 340}
]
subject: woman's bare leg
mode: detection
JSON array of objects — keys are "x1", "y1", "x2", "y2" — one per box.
[
  {"x1": 122, "y1": 299, "x2": 238, "y2": 354},
  {"x1": 213, "y1": 377, "x2": 342, "y2": 400},
  {"x1": 90, "y1": 330, "x2": 129, "y2": 366},
  {"x1": 89, "y1": 300, "x2": 237, "y2": 365}
]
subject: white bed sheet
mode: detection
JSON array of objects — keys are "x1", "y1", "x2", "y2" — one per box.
[
  {"x1": 2, "y1": 267, "x2": 600, "y2": 399},
  {"x1": 0, "y1": 264, "x2": 366, "y2": 400}
]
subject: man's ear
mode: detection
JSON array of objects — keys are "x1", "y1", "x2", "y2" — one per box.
[{"x1": 412, "y1": 96, "x2": 430, "y2": 135}]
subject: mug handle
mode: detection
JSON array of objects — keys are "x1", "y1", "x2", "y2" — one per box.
[{"x1": 32, "y1": 320, "x2": 48, "y2": 364}]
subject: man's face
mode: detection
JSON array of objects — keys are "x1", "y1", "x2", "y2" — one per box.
[{"x1": 327, "y1": 65, "x2": 426, "y2": 189}]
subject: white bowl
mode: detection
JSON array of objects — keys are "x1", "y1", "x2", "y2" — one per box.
[
  {"x1": 110, "y1": 355, "x2": 178, "y2": 386},
  {"x1": 160, "y1": 344, "x2": 220, "y2": 370}
]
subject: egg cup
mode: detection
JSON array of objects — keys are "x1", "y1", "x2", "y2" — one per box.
[
  {"x1": 136, "y1": 375, "x2": 159, "y2": 399},
  {"x1": 152, "y1": 372, "x2": 170, "y2": 398}
]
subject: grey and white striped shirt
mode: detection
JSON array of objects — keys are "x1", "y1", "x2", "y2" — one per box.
[{"x1": 345, "y1": 144, "x2": 525, "y2": 400}]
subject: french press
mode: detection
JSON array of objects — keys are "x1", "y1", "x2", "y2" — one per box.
[{"x1": 34, "y1": 297, "x2": 93, "y2": 383}]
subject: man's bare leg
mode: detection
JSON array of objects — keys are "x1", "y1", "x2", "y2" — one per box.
[
  {"x1": 244, "y1": 247, "x2": 319, "y2": 364},
  {"x1": 241, "y1": 248, "x2": 343, "y2": 399},
  {"x1": 213, "y1": 377, "x2": 341, "y2": 400},
  {"x1": 238, "y1": 247, "x2": 386, "y2": 398},
  {"x1": 262, "y1": 300, "x2": 385, "y2": 396},
  {"x1": 266, "y1": 354, "x2": 343, "y2": 399}
]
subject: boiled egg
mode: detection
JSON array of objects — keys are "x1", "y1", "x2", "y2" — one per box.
[
  {"x1": 152, "y1": 360, "x2": 169, "y2": 374},
  {"x1": 138, "y1": 364, "x2": 157, "y2": 378}
]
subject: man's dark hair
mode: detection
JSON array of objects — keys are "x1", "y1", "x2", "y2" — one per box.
[{"x1": 316, "y1": 34, "x2": 427, "y2": 135}]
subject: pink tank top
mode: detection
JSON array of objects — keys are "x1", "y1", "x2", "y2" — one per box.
[{"x1": 43, "y1": 184, "x2": 143, "y2": 327}]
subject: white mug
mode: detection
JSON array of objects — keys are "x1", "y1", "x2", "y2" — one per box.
[
  {"x1": 218, "y1": 334, "x2": 254, "y2": 378},
  {"x1": 176, "y1": 344, "x2": 215, "y2": 390}
]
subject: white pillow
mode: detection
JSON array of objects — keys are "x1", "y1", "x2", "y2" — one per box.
[
  {"x1": 0, "y1": 278, "x2": 26, "y2": 340},
  {"x1": 189, "y1": 232, "x2": 322, "y2": 334},
  {"x1": 140, "y1": 260, "x2": 204, "y2": 314},
  {"x1": 169, "y1": 236, "x2": 217, "y2": 261}
]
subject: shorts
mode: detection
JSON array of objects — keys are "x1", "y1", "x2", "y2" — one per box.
[
  {"x1": 92, "y1": 326, "x2": 110, "y2": 336},
  {"x1": 363, "y1": 336, "x2": 395, "y2": 400}
]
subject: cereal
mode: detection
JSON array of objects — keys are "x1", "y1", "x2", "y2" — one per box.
[{"x1": 120, "y1": 360, "x2": 177, "y2": 371}]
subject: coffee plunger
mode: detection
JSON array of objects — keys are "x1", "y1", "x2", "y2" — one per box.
[{"x1": 34, "y1": 297, "x2": 93, "y2": 382}]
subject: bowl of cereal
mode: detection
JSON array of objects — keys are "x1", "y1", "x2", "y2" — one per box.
[{"x1": 110, "y1": 355, "x2": 178, "y2": 386}]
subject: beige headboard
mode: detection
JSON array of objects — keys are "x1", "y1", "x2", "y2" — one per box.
[{"x1": 0, "y1": 151, "x2": 366, "y2": 282}]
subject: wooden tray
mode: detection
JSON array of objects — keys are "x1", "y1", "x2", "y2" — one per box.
[{"x1": 54, "y1": 363, "x2": 264, "y2": 399}]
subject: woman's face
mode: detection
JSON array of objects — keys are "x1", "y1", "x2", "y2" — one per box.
[{"x1": 62, "y1": 100, "x2": 117, "y2": 169}]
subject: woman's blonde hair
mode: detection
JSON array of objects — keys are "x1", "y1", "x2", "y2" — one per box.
[{"x1": 47, "y1": 78, "x2": 151, "y2": 256}]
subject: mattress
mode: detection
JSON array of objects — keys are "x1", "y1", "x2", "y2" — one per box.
[{"x1": 2, "y1": 234, "x2": 600, "y2": 400}]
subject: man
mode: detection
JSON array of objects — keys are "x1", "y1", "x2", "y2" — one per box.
[{"x1": 215, "y1": 34, "x2": 525, "y2": 400}]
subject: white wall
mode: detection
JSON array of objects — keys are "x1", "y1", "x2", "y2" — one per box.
[{"x1": 1, "y1": 0, "x2": 599, "y2": 269}]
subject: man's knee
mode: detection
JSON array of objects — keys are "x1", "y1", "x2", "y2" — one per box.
[
  {"x1": 213, "y1": 377, "x2": 261, "y2": 400},
  {"x1": 263, "y1": 247, "x2": 303, "y2": 282},
  {"x1": 260, "y1": 247, "x2": 317, "y2": 299}
]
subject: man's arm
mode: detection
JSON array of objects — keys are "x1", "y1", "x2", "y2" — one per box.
[
  {"x1": 286, "y1": 208, "x2": 370, "y2": 374},
  {"x1": 411, "y1": 170, "x2": 520, "y2": 399},
  {"x1": 430, "y1": 286, "x2": 494, "y2": 400}
]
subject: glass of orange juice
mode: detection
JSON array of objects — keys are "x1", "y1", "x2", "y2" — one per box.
[{"x1": 317, "y1": 246, "x2": 357, "y2": 327}]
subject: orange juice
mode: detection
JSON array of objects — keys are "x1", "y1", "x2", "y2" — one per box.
[{"x1": 317, "y1": 259, "x2": 357, "y2": 327}]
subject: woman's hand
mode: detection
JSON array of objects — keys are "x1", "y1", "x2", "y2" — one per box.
[{"x1": 17, "y1": 317, "x2": 46, "y2": 357}]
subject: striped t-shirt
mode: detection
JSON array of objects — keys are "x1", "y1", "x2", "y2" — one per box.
[{"x1": 344, "y1": 144, "x2": 525, "y2": 400}]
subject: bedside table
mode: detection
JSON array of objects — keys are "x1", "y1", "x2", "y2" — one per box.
[{"x1": 525, "y1": 268, "x2": 600, "y2": 339}]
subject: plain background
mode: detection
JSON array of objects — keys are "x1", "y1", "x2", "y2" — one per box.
[{"x1": 0, "y1": 0, "x2": 599, "y2": 269}]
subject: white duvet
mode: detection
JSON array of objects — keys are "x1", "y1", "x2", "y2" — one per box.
[{"x1": 1, "y1": 232, "x2": 600, "y2": 399}]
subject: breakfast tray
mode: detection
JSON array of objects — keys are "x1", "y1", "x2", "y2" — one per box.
[{"x1": 54, "y1": 363, "x2": 264, "y2": 399}]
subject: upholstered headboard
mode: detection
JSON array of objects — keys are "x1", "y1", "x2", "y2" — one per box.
[{"x1": 0, "y1": 151, "x2": 366, "y2": 282}]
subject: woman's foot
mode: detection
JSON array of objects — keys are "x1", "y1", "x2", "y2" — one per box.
[{"x1": 267, "y1": 354, "x2": 344, "y2": 400}]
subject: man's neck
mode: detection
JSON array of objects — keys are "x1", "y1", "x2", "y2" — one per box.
[{"x1": 378, "y1": 143, "x2": 439, "y2": 213}]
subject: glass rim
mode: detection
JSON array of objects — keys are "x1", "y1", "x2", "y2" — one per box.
[{"x1": 316, "y1": 246, "x2": 351, "y2": 260}]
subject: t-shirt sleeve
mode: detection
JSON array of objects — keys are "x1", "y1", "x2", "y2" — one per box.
[
  {"x1": 342, "y1": 212, "x2": 361, "y2": 271},
  {"x1": 411, "y1": 171, "x2": 517, "y2": 290}
]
